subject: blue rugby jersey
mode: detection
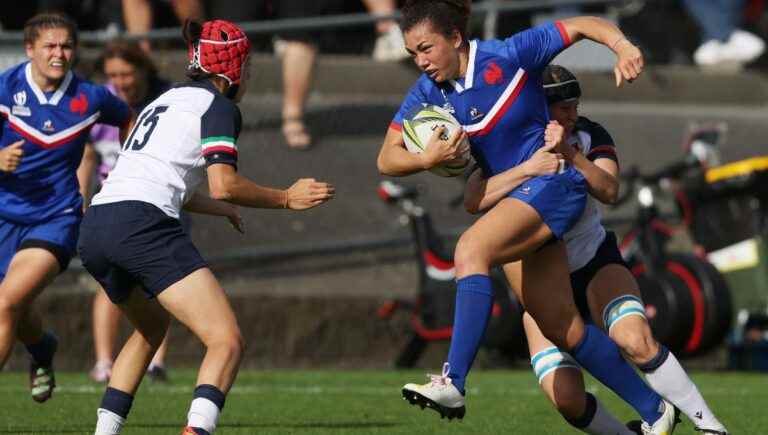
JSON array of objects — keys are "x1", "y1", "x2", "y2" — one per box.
[
  {"x1": 0, "y1": 62, "x2": 130, "y2": 224},
  {"x1": 391, "y1": 21, "x2": 571, "y2": 177}
]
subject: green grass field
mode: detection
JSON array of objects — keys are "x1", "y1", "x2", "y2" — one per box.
[{"x1": 0, "y1": 369, "x2": 765, "y2": 434}]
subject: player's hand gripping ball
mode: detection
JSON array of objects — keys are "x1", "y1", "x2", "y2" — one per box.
[{"x1": 402, "y1": 105, "x2": 470, "y2": 177}]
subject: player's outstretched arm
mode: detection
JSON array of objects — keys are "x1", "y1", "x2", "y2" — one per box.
[
  {"x1": 206, "y1": 163, "x2": 334, "y2": 210},
  {"x1": 559, "y1": 16, "x2": 643, "y2": 87},
  {"x1": 377, "y1": 126, "x2": 467, "y2": 176},
  {"x1": 183, "y1": 190, "x2": 245, "y2": 233},
  {"x1": 464, "y1": 123, "x2": 565, "y2": 214}
]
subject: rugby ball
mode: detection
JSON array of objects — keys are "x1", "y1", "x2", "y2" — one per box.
[{"x1": 402, "y1": 104, "x2": 470, "y2": 177}]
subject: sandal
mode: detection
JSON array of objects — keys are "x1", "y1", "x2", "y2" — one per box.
[{"x1": 282, "y1": 117, "x2": 312, "y2": 150}]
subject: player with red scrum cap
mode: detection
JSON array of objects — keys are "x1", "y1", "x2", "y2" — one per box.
[{"x1": 79, "y1": 19, "x2": 334, "y2": 435}]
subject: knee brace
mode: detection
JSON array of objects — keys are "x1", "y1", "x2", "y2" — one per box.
[
  {"x1": 531, "y1": 346, "x2": 580, "y2": 384},
  {"x1": 602, "y1": 294, "x2": 646, "y2": 333}
]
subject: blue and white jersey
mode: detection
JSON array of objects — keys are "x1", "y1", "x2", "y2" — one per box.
[
  {"x1": 91, "y1": 80, "x2": 241, "y2": 219},
  {"x1": 563, "y1": 116, "x2": 619, "y2": 272},
  {"x1": 0, "y1": 62, "x2": 130, "y2": 224},
  {"x1": 392, "y1": 21, "x2": 572, "y2": 177}
]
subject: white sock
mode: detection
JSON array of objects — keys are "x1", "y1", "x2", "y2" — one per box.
[
  {"x1": 643, "y1": 351, "x2": 726, "y2": 431},
  {"x1": 187, "y1": 397, "x2": 220, "y2": 433},
  {"x1": 95, "y1": 408, "x2": 125, "y2": 435},
  {"x1": 583, "y1": 397, "x2": 635, "y2": 435}
]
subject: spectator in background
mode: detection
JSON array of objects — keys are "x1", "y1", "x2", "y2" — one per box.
[
  {"x1": 275, "y1": 0, "x2": 408, "y2": 150},
  {"x1": 682, "y1": 0, "x2": 765, "y2": 67},
  {"x1": 363, "y1": 0, "x2": 410, "y2": 62},
  {"x1": 122, "y1": 0, "x2": 204, "y2": 51},
  {"x1": 77, "y1": 39, "x2": 173, "y2": 383}
]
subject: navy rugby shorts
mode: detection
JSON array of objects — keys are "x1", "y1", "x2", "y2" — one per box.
[
  {"x1": 78, "y1": 201, "x2": 207, "y2": 303},
  {"x1": 570, "y1": 231, "x2": 629, "y2": 323}
]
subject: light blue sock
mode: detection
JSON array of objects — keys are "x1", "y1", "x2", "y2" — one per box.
[
  {"x1": 572, "y1": 324, "x2": 664, "y2": 424},
  {"x1": 446, "y1": 274, "x2": 493, "y2": 394}
]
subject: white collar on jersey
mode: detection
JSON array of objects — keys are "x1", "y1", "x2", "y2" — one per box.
[
  {"x1": 449, "y1": 40, "x2": 478, "y2": 94},
  {"x1": 25, "y1": 62, "x2": 73, "y2": 106}
]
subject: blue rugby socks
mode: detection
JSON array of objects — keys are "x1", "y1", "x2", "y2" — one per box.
[
  {"x1": 572, "y1": 324, "x2": 664, "y2": 425},
  {"x1": 446, "y1": 274, "x2": 494, "y2": 394}
]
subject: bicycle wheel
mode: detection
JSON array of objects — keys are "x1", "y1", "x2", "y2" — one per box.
[
  {"x1": 630, "y1": 260, "x2": 695, "y2": 354},
  {"x1": 667, "y1": 253, "x2": 733, "y2": 356}
]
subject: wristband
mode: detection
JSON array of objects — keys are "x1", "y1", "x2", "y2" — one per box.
[{"x1": 611, "y1": 37, "x2": 630, "y2": 51}]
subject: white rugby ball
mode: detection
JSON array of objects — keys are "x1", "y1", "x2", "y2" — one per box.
[{"x1": 402, "y1": 104, "x2": 470, "y2": 177}]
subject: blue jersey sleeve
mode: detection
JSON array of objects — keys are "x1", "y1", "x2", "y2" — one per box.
[
  {"x1": 506, "y1": 21, "x2": 571, "y2": 73},
  {"x1": 201, "y1": 95, "x2": 241, "y2": 168},
  {"x1": 94, "y1": 85, "x2": 131, "y2": 128},
  {"x1": 390, "y1": 77, "x2": 430, "y2": 131}
]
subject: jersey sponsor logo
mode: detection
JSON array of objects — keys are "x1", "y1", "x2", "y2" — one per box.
[
  {"x1": 69, "y1": 92, "x2": 89, "y2": 116},
  {"x1": 520, "y1": 185, "x2": 531, "y2": 195},
  {"x1": 484, "y1": 62, "x2": 503, "y2": 85},
  {"x1": 11, "y1": 91, "x2": 31, "y2": 117},
  {"x1": 43, "y1": 119, "x2": 54, "y2": 132}
]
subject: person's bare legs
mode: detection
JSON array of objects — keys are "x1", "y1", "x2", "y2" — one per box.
[
  {"x1": 361, "y1": 0, "x2": 408, "y2": 61},
  {"x1": 281, "y1": 40, "x2": 317, "y2": 149},
  {"x1": 92, "y1": 289, "x2": 121, "y2": 382}
]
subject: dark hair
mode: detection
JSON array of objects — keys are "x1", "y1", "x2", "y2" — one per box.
[
  {"x1": 182, "y1": 19, "x2": 213, "y2": 81},
  {"x1": 24, "y1": 12, "x2": 78, "y2": 46},
  {"x1": 401, "y1": 0, "x2": 471, "y2": 41},
  {"x1": 543, "y1": 64, "x2": 581, "y2": 104},
  {"x1": 97, "y1": 39, "x2": 158, "y2": 81}
]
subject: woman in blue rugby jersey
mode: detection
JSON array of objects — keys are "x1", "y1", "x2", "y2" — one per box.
[
  {"x1": 464, "y1": 65, "x2": 728, "y2": 435},
  {"x1": 0, "y1": 13, "x2": 133, "y2": 403},
  {"x1": 376, "y1": 1, "x2": 680, "y2": 432}
]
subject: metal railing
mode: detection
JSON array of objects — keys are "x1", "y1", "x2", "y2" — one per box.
[{"x1": 0, "y1": 0, "x2": 628, "y2": 44}]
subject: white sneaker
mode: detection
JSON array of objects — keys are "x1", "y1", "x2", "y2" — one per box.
[
  {"x1": 372, "y1": 25, "x2": 409, "y2": 62},
  {"x1": 722, "y1": 29, "x2": 765, "y2": 64},
  {"x1": 693, "y1": 39, "x2": 725, "y2": 66},
  {"x1": 401, "y1": 363, "x2": 465, "y2": 420},
  {"x1": 641, "y1": 400, "x2": 680, "y2": 435},
  {"x1": 90, "y1": 360, "x2": 112, "y2": 383}
]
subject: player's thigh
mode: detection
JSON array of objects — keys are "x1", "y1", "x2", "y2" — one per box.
[
  {"x1": 457, "y1": 197, "x2": 552, "y2": 267},
  {"x1": 521, "y1": 242, "x2": 583, "y2": 344},
  {"x1": 117, "y1": 286, "x2": 169, "y2": 345},
  {"x1": 156, "y1": 268, "x2": 241, "y2": 344},
  {"x1": 0, "y1": 248, "x2": 59, "y2": 307}
]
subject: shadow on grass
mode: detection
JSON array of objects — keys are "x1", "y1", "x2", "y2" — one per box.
[{"x1": 0, "y1": 421, "x2": 400, "y2": 433}]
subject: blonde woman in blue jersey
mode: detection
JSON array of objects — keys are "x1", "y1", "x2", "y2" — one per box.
[
  {"x1": 78, "y1": 20, "x2": 333, "y2": 435},
  {"x1": 376, "y1": 1, "x2": 680, "y2": 432},
  {"x1": 463, "y1": 65, "x2": 728, "y2": 435}
]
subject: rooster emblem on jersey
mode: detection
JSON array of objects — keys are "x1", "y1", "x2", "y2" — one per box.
[
  {"x1": 70, "y1": 92, "x2": 89, "y2": 116},
  {"x1": 484, "y1": 62, "x2": 503, "y2": 85}
]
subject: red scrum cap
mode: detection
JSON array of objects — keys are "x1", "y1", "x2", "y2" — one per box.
[{"x1": 187, "y1": 19, "x2": 251, "y2": 86}]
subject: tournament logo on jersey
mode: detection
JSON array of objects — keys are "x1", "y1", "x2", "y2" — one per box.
[
  {"x1": 70, "y1": 92, "x2": 89, "y2": 116},
  {"x1": 483, "y1": 62, "x2": 503, "y2": 85},
  {"x1": 11, "y1": 91, "x2": 30, "y2": 117}
]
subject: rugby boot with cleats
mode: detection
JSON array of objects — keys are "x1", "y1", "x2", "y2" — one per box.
[
  {"x1": 181, "y1": 427, "x2": 210, "y2": 435},
  {"x1": 29, "y1": 363, "x2": 55, "y2": 403},
  {"x1": 641, "y1": 400, "x2": 680, "y2": 435},
  {"x1": 402, "y1": 363, "x2": 465, "y2": 420},
  {"x1": 694, "y1": 428, "x2": 728, "y2": 435}
]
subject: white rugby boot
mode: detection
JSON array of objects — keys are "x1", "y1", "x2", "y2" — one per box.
[
  {"x1": 641, "y1": 399, "x2": 680, "y2": 435},
  {"x1": 401, "y1": 363, "x2": 465, "y2": 420},
  {"x1": 694, "y1": 427, "x2": 728, "y2": 434}
]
